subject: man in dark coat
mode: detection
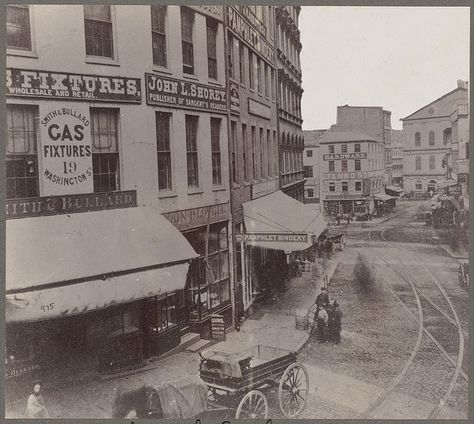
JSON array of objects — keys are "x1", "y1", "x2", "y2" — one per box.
[
  {"x1": 332, "y1": 300, "x2": 342, "y2": 343},
  {"x1": 315, "y1": 287, "x2": 329, "y2": 309}
]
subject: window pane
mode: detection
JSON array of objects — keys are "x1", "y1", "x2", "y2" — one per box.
[
  {"x1": 84, "y1": 5, "x2": 111, "y2": 20},
  {"x1": 7, "y1": 6, "x2": 31, "y2": 50}
]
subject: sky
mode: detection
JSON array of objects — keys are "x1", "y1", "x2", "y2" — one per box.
[{"x1": 300, "y1": 7, "x2": 470, "y2": 130}]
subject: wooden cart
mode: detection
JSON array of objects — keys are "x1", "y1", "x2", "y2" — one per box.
[{"x1": 199, "y1": 345, "x2": 309, "y2": 419}]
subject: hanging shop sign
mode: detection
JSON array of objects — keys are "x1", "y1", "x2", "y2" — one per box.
[
  {"x1": 39, "y1": 103, "x2": 93, "y2": 196},
  {"x1": 323, "y1": 153, "x2": 367, "y2": 160},
  {"x1": 163, "y1": 203, "x2": 230, "y2": 231},
  {"x1": 6, "y1": 190, "x2": 137, "y2": 220},
  {"x1": 230, "y1": 82, "x2": 240, "y2": 115},
  {"x1": 446, "y1": 184, "x2": 462, "y2": 196},
  {"x1": 6, "y1": 68, "x2": 141, "y2": 103},
  {"x1": 235, "y1": 233, "x2": 308, "y2": 243},
  {"x1": 145, "y1": 74, "x2": 227, "y2": 113}
]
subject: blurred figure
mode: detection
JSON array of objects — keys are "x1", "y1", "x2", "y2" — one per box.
[{"x1": 26, "y1": 380, "x2": 49, "y2": 418}]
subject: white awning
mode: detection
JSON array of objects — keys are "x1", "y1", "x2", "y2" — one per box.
[
  {"x1": 242, "y1": 191, "x2": 327, "y2": 252},
  {"x1": 374, "y1": 193, "x2": 397, "y2": 201},
  {"x1": 6, "y1": 206, "x2": 198, "y2": 322},
  {"x1": 385, "y1": 185, "x2": 404, "y2": 194}
]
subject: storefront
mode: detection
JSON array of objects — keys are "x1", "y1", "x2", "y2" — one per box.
[
  {"x1": 374, "y1": 193, "x2": 397, "y2": 215},
  {"x1": 6, "y1": 205, "x2": 198, "y2": 398}
]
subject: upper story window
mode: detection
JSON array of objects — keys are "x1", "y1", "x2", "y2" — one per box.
[
  {"x1": 6, "y1": 104, "x2": 39, "y2": 199},
  {"x1": 443, "y1": 128, "x2": 452, "y2": 145},
  {"x1": 84, "y1": 5, "x2": 114, "y2": 59},
  {"x1": 211, "y1": 118, "x2": 222, "y2": 186},
  {"x1": 181, "y1": 8, "x2": 195, "y2": 75},
  {"x1": 207, "y1": 18, "x2": 218, "y2": 80},
  {"x1": 341, "y1": 159, "x2": 348, "y2": 172},
  {"x1": 151, "y1": 6, "x2": 167, "y2": 68},
  {"x1": 342, "y1": 181, "x2": 348, "y2": 192},
  {"x1": 429, "y1": 155, "x2": 436, "y2": 170},
  {"x1": 156, "y1": 111, "x2": 172, "y2": 191},
  {"x1": 230, "y1": 121, "x2": 237, "y2": 184},
  {"x1": 355, "y1": 143, "x2": 361, "y2": 153},
  {"x1": 306, "y1": 150, "x2": 313, "y2": 157},
  {"x1": 328, "y1": 160, "x2": 335, "y2": 172},
  {"x1": 185, "y1": 115, "x2": 199, "y2": 188},
  {"x1": 7, "y1": 5, "x2": 31, "y2": 51},
  {"x1": 355, "y1": 181, "x2": 362, "y2": 191},
  {"x1": 429, "y1": 131, "x2": 435, "y2": 146},
  {"x1": 257, "y1": 57, "x2": 262, "y2": 94},
  {"x1": 415, "y1": 132, "x2": 421, "y2": 147},
  {"x1": 248, "y1": 51, "x2": 254, "y2": 89},
  {"x1": 355, "y1": 159, "x2": 361, "y2": 171},
  {"x1": 415, "y1": 156, "x2": 421, "y2": 170},
  {"x1": 329, "y1": 182, "x2": 335, "y2": 192},
  {"x1": 238, "y1": 42, "x2": 245, "y2": 83},
  {"x1": 341, "y1": 144, "x2": 347, "y2": 154},
  {"x1": 304, "y1": 166, "x2": 313, "y2": 178},
  {"x1": 329, "y1": 145, "x2": 335, "y2": 154}
]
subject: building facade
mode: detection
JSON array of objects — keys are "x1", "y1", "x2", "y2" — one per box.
[
  {"x1": 390, "y1": 129, "x2": 404, "y2": 186},
  {"x1": 275, "y1": 6, "x2": 305, "y2": 202},
  {"x1": 6, "y1": 4, "x2": 233, "y2": 390},
  {"x1": 303, "y1": 129, "x2": 326, "y2": 204},
  {"x1": 401, "y1": 81, "x2": 468, "y2": 197}
]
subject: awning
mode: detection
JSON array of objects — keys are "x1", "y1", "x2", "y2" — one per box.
[
  {"x1": 374, "y1": 193, "x2": 397, "y2": 202},
  {"x1": 385, "y1": 185, "x2": 404, "y2": 196},
  {"x1": 6, "y1": 206, "x2": 198, "y2": 322},
  {"x1": 242, "y1": 191, "x2": 327, "y2": 252}
]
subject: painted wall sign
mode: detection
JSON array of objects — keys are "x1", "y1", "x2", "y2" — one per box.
[
  {"x1": 6, "y1": 68, "x2": 141, "y2": 103},
  {"x1": 235, "y1": 233, "x2": 308, "y2": 243},
  {"x1": 446, "y1": 184, "x2": 462, "y2": 196},
  {"x1": 230, "y1": 83, "x2": 240, "y2": 114},
  {"x1": 248, "y1": 98, "x2": 271, "y2": 120},
  {"x1": 145, "y1": 74, "x2": 227, "y2": 113},
  {"x1": 39, "y1": 103, "x2": 93, "y2": 196},
  {"x1": 189, "y1": 5, "x2": 223, "y2": 20},
  {"x1": 323, "y1": 153, "x2": 368, "y2": 160},
  {"x1": 6, "y1": 190, "x2": 137, "y2": 219},
  {"x1": 6, "y1": 363, "x2": 40, "y2": 379},
  {"x1": 163, "y1": 203, "x2": 230, "y2": 231}
]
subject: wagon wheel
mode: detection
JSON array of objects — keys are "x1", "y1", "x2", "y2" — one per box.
[
  {"x1": 278, "y1": 363, "x2": 309, "y2": 418},
  {"x1": 306, "y1": 304, "x2": 318, "y2": 334},
  {"x1": 235, "y1": 390, "x2": 268, "y2": 419}
]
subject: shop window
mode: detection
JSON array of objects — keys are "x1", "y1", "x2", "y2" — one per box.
[
  {"x1": 102, "y1": 304, "x2": 140, "y2": 338},
  {"x1": 329, "y1": 145, "x2": 335, "y2": 154},
  {"x1": 355, "y1": 181, "x2": 362, "y2": 191},
  {"x1": 307, "y1": 188, "x2": 314, "y2": 197},
  {"x1": 7, "y1": 5, "x2": 31, "y2": 51},
  {"x1": 181, "y1": 8, "x2": 194, "y2": 74},
  {"x1": 304, "y1": 166, "x2": 313, "y2": 177},
  {"x1": 239, "y1": 42, "x2": 245, "y2": 83},
  {"x1": 355, "y1": 143, "x2": 361, "y2": 153},
  {"x1": 185, "y1": 115, "x2": 199, "y2": 188},
  {"x1": 429, "y1": 155, "x2": 435, "y2": 170},
  {"x1": 329, "y1": 182, "x2": 335, "y2": 192},
  {"x1": 84, "y1": 5, "x2": 114, "y2": 58},
  {"x1": 341, "y1": 159, "x2": 348, "y2": 172},
  {"x1": 355, "y1": 159, "x2": 361, "y2": 171},
  {"x1": 342, "y1": 181, "x2": 348, "y2": 192},
  {"x1": 156, "y1": 112, "x2": 172, "y2": 191},
  {"x1": 144, "y1": 294, "x2": 177, "y2": 334},
  {"x1": 6, "y1": 104, "x2": 39, "y2": 199},
  {"x1": 207, "y1": 18, "x2": 218, "y2": 79},
  {"x1": 212, "y1": 118, "x2": 222, "y2": 185},
  {"x1": 415, "y1": 132, "x2": 421, "y2": 147},
  {"x1": 429, "y1": 131, "x2": 435, "y2": 146},
  {"x1": 415, "y1": 155, "x2": 421, "y2": 170},
  {"x1": 91, "y1": 108, "x2": 120, "y2": 193},
  {"x1": 151, "y1": 5, "x2": 167, "y2": 67},
  {"x1": 341, "y1": 144, "x2": 347, "y2": 154},
  {"x1": 307, "y1": 150, "x2": 313, "y2": 157}
]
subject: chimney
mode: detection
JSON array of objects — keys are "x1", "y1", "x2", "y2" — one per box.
[{"x1": 457, "y1": 80, "x2": 468, "y2": 90}]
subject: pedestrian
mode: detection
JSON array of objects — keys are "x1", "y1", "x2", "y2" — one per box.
[
  {"x1": 332, "y1": 300, "x2": 342, "y2": 343},
  {"x1": 346, "y1": 214, "x2": 350, "y2": 224},
  {"x1": 336, "y1": 213, "x2": 341, "y2": 225},
  {"x1": 26, "y1": 380, "x2": 49, "y2": 418},
  {"x1": 316, "y1": 307, "x2": 329, "y2": 342},
  {"x1": 315, "y1": 287, "x2": 329, "y2": 309}
]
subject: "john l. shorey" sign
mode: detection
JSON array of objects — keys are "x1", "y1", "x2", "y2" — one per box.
[
  {"x1": 145, "y1": 74, "x2": 227, "y2": 113},
  {"x1": 323, "y1": 153, "x2": 368, "y2": 160},
  {"x1": 6, "y1": 68, "x2": 142, "y2": 103}
]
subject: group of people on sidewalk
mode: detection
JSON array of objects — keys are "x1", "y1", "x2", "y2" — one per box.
[{"x1": 313, "y1": 287, "x2": 342, "y2": 344}]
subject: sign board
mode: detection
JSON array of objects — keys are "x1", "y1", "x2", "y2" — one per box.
[
  {"x1": 323, "y1": 153, "x2": 367, "y2": 160},
  {"x1": 235, "y1": 233, "x2": 308, "y2": 243},
  {"x1": 163, "y1": 203, "x2": 230, "y2": 231},
  {"x1": 6, "y1": 362, "x2": 40, "y2": 379},
  {"x1": 6, "y1": 68, "x2": 141, "y2": 103},
  {"x1": 230, "y1": 82, "x2": 240, "y2": 114},
  {"x1": 145, "y1": 74, "x2": 227, "y2": 114},
  {"x1": 210, "y1": 314, "x2": 226, "y2": 341},
  {"x1": 248, "y1": 98, "x2": 271, "y2": 120},
  {"x1": 6, "y1": 190, "x2": 137, "y2": 220},
  {"x1": 189, "y1": 5, "x2": 223, "y2": 20},
  {"x1": 39, "y1": 103, "x2": 93, "y2": 196},
  {"x1": 447, "y1": 184, "x2": 462, "y2": 196}
]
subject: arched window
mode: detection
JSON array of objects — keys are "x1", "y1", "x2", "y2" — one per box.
[
  {"x1": 429, "y1": 155, "x2": 435, "y2": 170},
  {"x1": 415, "y1": 132, "x2": 421, "y2": 147},
  {"x1": 429, "y1": 131, "x2": 435, "y2": 146},
  {"x1": 427, "y1": 180, "x2": 437, "y2": 194},
  {"x1": 415, "y1": 156, "x2": 421, "y2": 170}
]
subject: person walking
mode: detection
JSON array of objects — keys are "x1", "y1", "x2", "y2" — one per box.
[
  {"x1": 316, "y1": 307, "x2": 329, "y2": 342},
  {"x1": 315, "y1": 287, "x2": 329, "y2": 309},
  {"x1": 332, "y1": 301, "x2": 343, "y2": 343},
  {"x1": 26, "y1": 380, "x2": 49, "y2": 418}
]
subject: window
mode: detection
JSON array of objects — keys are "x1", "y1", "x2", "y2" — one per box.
[
  {"x1": 144, "y1": 294, "x2": 177, "y2": 335},
  {"x1": 415, "y1": 156, "x2": 421, "y2": 170},
  {"x1": 355, "y1": 159, "x2": 361, "y2": 171},
  {"x1": 466, "y1": 142, "x2": 470, "y2": 159},
  {"x1": 211, "y1": 118, "x2": 222, "y2": 185},
  {"x1": 342, "y1": 182, "x2": 348, "y2": 192},
  {"x1": 429, "y1": 131, "x2": 435, "y2": 146},
  {"x1": 415, "y1": 181, "x2": 423, "y2": 191},
  {"x1": 207, "y1": 223, "x2": 230, "y2": 311},
  {"x1": 181, "y1": 8, "x2": 194, "y2": 74},
  {"x1": 84, "y1": 5, "x2": 114, "y2": 58},
  {"x1": 207, "y1": 19, "x2": 218, "y2": 79},
  {"x1": 271, "y1": 69, "x2": 275, "y2": 100},
  {"x1": 306, "y1": 150, "x2": 313, "y2": 157},
  {"x1": 267, "y1": 130, "x2": 271, "y2": 176},
  {"x1": 238, "y1": 42, "x2": 244, "y2": 83},
  {"x1": 273, "y1": 131, "x2": 278, "y2": 175},
  {"x1": 264, "y1": 64, "x2": 270, "y2": 97},
  {"x1": 429, "y1": 155, "x2": 435, "y2": 170},
  {"x1": 307, "y1": 188, "x2": 314, "y2": 197},
  {"x1": 230, "y1": 121, "x2": 237, "y2": 184},
  {"x1": 341, "y1": 159, "x2": 348, "y2": 172},
  {"x1": 156, "y1": 112, "x2": 172, "y2": 191},
  {"x1": 185, "y1": 115, "x2": 199, "y2": 187},
  {"x1": 329, "y1": 182, "x2": 335, "y2": 192},
  {"x1": 251, "y1": 126, "x2": 256, "y2": 179},
  {"x1": 341, "y1": 144, "x2": 347, "y2": 154},
  {"x1": 304, "y1": 166, "x2": 313, "y2": 177},
  {"x1": 248, "y1": 51, "x2": 254, "y2": 89},
  {"x1": 151, "y1": 6, "x2": 167, "y2": 67},
  {"x1": 242, "y1": 124, "x2": 248, "y2": 181},
  {"x1": 355, "y1": 143, "x2": 361, "y2": 153},
  {"x1": 443, "y1": 128, "x2": 452, "y2": 145},
  {"x1": 355, "y1": 181, "x2": 362, "y2": 191},
  {"x1": 91, "y1": 108, "x2": 120, "y2": 193},
  {"x1": 259, "y1": 128, "x2": 264, "y2": 178},
  {"x1": 329, "y1": 145, "x2": 335, "y2": 154},
  {"x1": 7, "y1": 5, "x2": 31, "y2": 51},
  {"x1": 257, "y1": 58, "x2": 262, "y2": 94},
  {"x1": 415, "y1": 132, "x2": 421, "y2": 147},
  {"x1": 6, "y1": 105, "x2": 39, "y2": 199},
  {"x1": 329, "y1": 160, "x2": 335, "y2": 172}
]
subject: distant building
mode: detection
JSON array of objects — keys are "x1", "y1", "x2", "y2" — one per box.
[
  {"x1": 391, "y1": 129, "x2": 404, "y2": 187},
  {"x1": 401, "y1": 80, "x2": 468, "y2": 197},
  {"x1": 303, "y1": 129, "x2": 326, "y2": 204}
]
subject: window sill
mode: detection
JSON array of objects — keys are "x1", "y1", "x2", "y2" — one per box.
[
  {"x1": 183, "y1": 73, "x2": 199, "y2": 81},
  {"x1": 152, "y1": 66, "x2": 173, "y2": 75},
  {"x1": 188, "y1": 188, "x2": 203, "y2": 195},
  {"x1": 7, "y1": 48, "x2": 38, "y2": 58},
  {"x1": 208, "y1": 78, "x2": 223, "y2": 87},
  {"x1": 212, "y1": 185, "x2": 227, "y2": 192},
  {"x1": 158, "y1": 190, "x2": 178, "y2": 199},
  {"x1": 85, "y1": 56, "x2": 120, "y2": 67}
]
